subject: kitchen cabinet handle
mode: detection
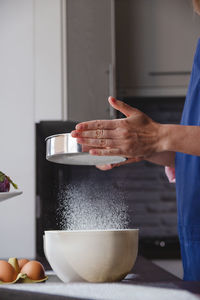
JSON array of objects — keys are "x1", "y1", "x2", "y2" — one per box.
[{"x1": 149, "y1": 71, "x2": 191, "y2": 76}]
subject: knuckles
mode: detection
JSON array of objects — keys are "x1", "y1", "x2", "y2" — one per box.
[
  {"x1": 122, "y1": 129, "x2": 131, "y2": 139},
  {"x1": 117, "y1": 127, "x2": 132, "y2": 139},
  {"x1": 95, "y1": 120, "x2": 103, "y2": 129},
  {"x1": 99, "y1": 139, "x2": 107, "y2": 147},
  {"x1": 95, "y1": 129, "x2": 104, "y2": 138}
]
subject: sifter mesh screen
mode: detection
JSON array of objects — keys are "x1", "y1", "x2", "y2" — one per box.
[{"x1": 47, "y1": 153, "x2": 126, "y2": 165}]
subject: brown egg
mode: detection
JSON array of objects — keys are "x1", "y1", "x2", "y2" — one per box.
[
  {"x1": 18, "y1": 258, "x2": 30, "y2": 271},
  {"x1": 0, "y1": 260, "x2": 17, "y2": 283},
  {"x1": 20, "y1": 260, "x2": 45, "y2": 280}
]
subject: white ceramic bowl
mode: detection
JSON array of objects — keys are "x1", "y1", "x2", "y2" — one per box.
[{"x1": 44, "y1": 229, "x2": 139, "y2": 283}]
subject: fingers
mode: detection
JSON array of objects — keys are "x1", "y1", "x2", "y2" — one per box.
[
  {"x1": 71, "y1": 129, "x2": 119, "y2": 139},
  {"x1": 108, "y1": 96, "x2": 138, "y2": 117},
  {"x1": 89, "y1": 148, "x2": 121, "y2": 156},
  {"x1": 77, "y1": 138, "x2": 122, "y2": 148},
  {"x1": 75, "y1": 119, "x2": 119, "y2": 131},
  {"x1": 121, "y1": 157, "x2": 144, "y2": 164},
  {"x1": 108, "y1": 157, "x2": 142, "y2": 168},
  {"x1": 81, "y1": 145, "x2": 99, "y2": 152}
]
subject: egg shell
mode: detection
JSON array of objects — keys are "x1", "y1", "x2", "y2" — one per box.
[
  {"x1": 20, "y1": 261, "x2": 45, "y2": 280},
  {"x1": 0, "y1": 260, "x2": 17, "y2": 283},
  {"x1": 18, "y1": 258, "x2": 30, "y2": 271}
]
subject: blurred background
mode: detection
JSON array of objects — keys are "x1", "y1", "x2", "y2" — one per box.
[{"x1": 1, "y1": 0, "x2": 200, "y2": 279}]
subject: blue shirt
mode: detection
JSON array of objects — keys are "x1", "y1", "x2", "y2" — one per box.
[{"x1": 176, "y1": 38, "x2": 200, "y2": 281}]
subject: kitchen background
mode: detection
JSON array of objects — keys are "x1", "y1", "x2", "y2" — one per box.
[{"x1": 0, "y1": 0, "x2": 200, "y2": 279}]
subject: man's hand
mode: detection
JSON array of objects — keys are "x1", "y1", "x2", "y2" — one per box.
[{"x1": 71, "y1": 97, "x2": 164, "y2": 159}]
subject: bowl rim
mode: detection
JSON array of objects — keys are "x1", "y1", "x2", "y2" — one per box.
[{"x1": 44, "y1": 229, "x2": 139, "y2": 234}]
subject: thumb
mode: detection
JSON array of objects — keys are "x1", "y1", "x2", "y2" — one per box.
[{"x1": 108, "y1": 96, "x2": 138, "y2": 117}]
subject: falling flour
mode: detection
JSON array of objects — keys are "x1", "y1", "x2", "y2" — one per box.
[{"x1": 56, "y1": 180, "x2": 129, "y2": 230}]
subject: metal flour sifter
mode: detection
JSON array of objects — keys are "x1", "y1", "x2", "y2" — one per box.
[{"x1": 46, "y1": 133, "x2": 126, "y2": 166}]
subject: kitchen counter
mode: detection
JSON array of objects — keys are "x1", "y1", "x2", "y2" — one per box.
[{"x1": 0, "y1": 257, "x2": 200, "y2": 300}]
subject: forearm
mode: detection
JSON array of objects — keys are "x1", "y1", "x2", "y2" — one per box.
[
  {"x1": 148, "y1": 124, "x2": 200, "y2": 167},
  {"x1": 146, "y1": 151, "x2": 175, "y2": 167},
  {"x1": 159, "y1": 124, "x2": 200, "y2": 156}
]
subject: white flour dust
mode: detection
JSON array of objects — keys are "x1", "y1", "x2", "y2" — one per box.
[{"x1": 56, "y1": 181, "x2": 129, "y2": 230}]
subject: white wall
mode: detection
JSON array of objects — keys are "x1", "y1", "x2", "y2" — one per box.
[
  {"x1": 0, "y1": 0, "x2": 35, "y2": 258},
  {"x1": 0, "y1": 0, "x2": 63, "y2": 259}
]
